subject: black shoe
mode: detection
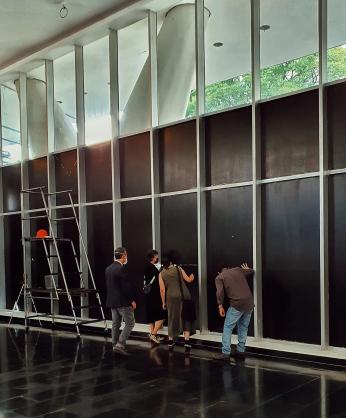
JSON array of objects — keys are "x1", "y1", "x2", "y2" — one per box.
[
  {"x1": 213, "y1": 353, "x2": 231, "y2": 361},
  {"x1": 168, "y1": 340, "x2": 176, "y2": 349},
  {"x1": 184, "y1": 342, "x2": 192, "y2": 352}
]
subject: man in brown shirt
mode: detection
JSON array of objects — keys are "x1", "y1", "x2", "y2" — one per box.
[{"x1": 214, "y1": 263, "x2": 254, "y2": 361}]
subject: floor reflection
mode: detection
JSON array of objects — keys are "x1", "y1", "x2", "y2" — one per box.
[{"x1": 0, "y1": 324, "x2": 345, "y2": 418}]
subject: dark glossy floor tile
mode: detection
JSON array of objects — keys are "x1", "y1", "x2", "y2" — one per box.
[{"x1": 1, "y1": 324, "x2": 346, "y2": 418}]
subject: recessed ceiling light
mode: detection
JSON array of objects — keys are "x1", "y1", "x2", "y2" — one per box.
[
  {"x1": 213, "y1": 42, "x2": 223, "y2": 48},
  {"x1": 260, "y1": 24, "x2": 271, "y2": 31}
]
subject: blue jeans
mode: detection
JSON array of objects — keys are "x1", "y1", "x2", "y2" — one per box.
[{"x1": 222, "y1": 307, "x2": 253, "y2": 354}]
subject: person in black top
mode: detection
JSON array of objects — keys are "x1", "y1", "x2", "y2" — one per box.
[
  {"x1": 144, "y1": 250, "x2": 166, "y2": 344},
  {"x1": 105, "y1": 247, "x2": 136, "y2": 356}
]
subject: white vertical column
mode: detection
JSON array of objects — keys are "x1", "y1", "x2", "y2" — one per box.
[
  {"x1": 196, "y1": 0, "x2": 208, "y2": 333},
  {"x1": 149, "y1": 11, "x2": 161, "y2": 253},
  {"x1": 319, "y1": 0, "x2": 329, "y2": 349},
  {"x1": 251, "y1": 0, "x2": 263, "y2": 339},
  {"x1": 46, "y1": 60, "x2": 58, "y2": 317},
  {"x1": 109, "y1": 30, "x2": 122, "y2": 249},
  {"x1": 75, "y1": 45, "x2": 89, "y2": 317},
  {"x1": 0, "y1": 91, "x2": 5, "y2": 309}
]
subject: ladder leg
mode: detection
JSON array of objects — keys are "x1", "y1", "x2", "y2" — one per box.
[
  {"x1": 29, "y1": 292, "x2": 42, "y2": 327},
  {"x1": 9, "y1": 284, "x2": 24, "y2": 325}
]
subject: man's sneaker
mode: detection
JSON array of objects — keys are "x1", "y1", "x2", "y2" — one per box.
[
  {"x1": 213, "y1": 352, "x2": 231, "y2": 361},
  {"x1": 149, "y1": 334, "x2": 161, "y2": 344},
  {"x1": 157, "y1": 335, "x2": 166, "y2": 342},
  {"x1": 113, "y1": 344, "x2": 131, "y2": 357}
]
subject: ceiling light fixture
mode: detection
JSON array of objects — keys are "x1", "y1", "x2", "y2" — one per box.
[
  {"x1": 213, "y1": 42, "x2": 223, "y2": 48},
  {"x1": 260, "y1": 24, "x2": 271, "y2": 31},
  {"x1": 60, "y1": 1, "x2": 68, "y2": 18}
]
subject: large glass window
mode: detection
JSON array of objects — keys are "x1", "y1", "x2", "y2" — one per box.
[
  {"x1": 260, "y1": 0, "x2": 319, "y2": 99},
  {"x1": 119, "y1": 18, "x2": 150, "y2": 135},
  {"x1": 1, "y1": 82, "x2": 21, "y2": 165},
  {"x1": 84, "y1": 37, "x2": 111, "y2": 145},
  {"x1": 156, "y1": 1, "x2": 196, "y2": 125},
  {"x1": 27, "y1": 64, "x2": 48, "y2": 159},
  {"x1": 327, "y1": 0, "x2": 346, "y2": 82},
  {"x1": 204, "y1": 0, "x2": 251, "y2": 113},
  {"x1": 53, "y1": 51, "x2": 77, "y2": 151}
]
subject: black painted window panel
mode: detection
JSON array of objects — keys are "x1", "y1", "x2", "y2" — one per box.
[
  {"x1": 262, "y1": 178, "x2": 320, "y2": 344},
  {"x1": 160, "y1": 193, "x2": 199, "y2": 325},
  {"x1": 4, "y1": 215, "x2": 23, "y2": 308},
  {"x1": 54, "y1": 150, "x2": 78, "y2": 206},
  {"x1": 206, "y1": 187, "x2": 253, "y2": 333},
  {"x1": 2, "y1": 164, "x2": 21, "y2": 213},
  {"x1": 27, "y1": 158, "x2": 48, "y2": 210},
  {"x1": 85, "y1": 143, "x2": 112, "y2": 202},
  {"x1": 159, "y1": 121, "x2": 197, "y2": 193},
  {"x1": 326, "y1": 82, "x2": 346, "y2": 170},
  {"x1": 119, "y1": 132, "x2": 151, "y2": 198},
  {"x1": 205, "y1": 107, "x2": 252, "y2": 186},
  {"x1": 261, "y1": 90, "x2": 319, "y2": 178},
  {"x1": 87, "y1": 204, "x2": 113, "y2": 320},
  {"x1": 329, "y1": 174, "x2": 346, "y2": 347},
  {"x1": 121, "y1": 199, "x2": 152, "y2": 324}
]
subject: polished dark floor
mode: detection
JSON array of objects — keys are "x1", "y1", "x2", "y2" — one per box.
[{"x1": 0, "y1": 324, "x2": 346, "y2": 418}]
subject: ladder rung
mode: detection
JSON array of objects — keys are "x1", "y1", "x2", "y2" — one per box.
[
  {"x1": 49, "y1": 272, "x2": 82, "y2": 275},
  {"x1": 21, "y1": 187, "x2": 47, "y2": 194},
  {"x1": 51, "y1": 217, "x2": 75, "y2": 222},
  {"x1": 73, "y1": 304, "x2": 102, "y2": 310},
  {"x1": 78, "y1": 319, "x2": 105, "y2": 326},
  {"x1": 24, "y1": 237, "x2": 71, "y2": 242},
  {"x1": 48, "y1": 190, "x2": 73, "y2": 195},
  {"x1": 22, "y1": 215, "x2": 48, "y2": 220}
]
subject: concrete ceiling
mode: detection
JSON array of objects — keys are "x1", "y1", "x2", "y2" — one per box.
[{"x1": 0, "y1": 0, "x2": 141, "y2": 70}]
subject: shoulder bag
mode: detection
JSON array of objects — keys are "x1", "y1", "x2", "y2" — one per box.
[{"x1": 176, "y1": 266, "x2": 196, "y2": 321}]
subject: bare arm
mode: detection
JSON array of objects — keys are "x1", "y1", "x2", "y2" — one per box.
[
  {"x1": 180, "y1": 267, "x2": 194, "y2": 283},
  {"x1": 159, "y1": 273, "x2": 166, "y2": 308}
]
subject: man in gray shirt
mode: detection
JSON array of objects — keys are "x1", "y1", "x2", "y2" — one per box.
[{"x1": 214, "y1": 263, "x2": 254, "y2": 361}]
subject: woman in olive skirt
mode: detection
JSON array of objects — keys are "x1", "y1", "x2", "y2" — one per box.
[
  {"x1": 159, "y1": 254, "x2": 195, "y2": 350},
  {"x1": 144, "y1": 250, "x2": 167, "y2": 344}
]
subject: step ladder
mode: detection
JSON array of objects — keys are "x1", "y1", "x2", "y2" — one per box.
[{"x1": 9, "y1": 186, "x2": 107, "y2": 338}]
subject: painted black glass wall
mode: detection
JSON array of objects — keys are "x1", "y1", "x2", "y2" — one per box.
[
  {"x1": 54, "y1": 150, "x2": 78, "y2": 206},
  {"x1": 119, "y1": 132, "x2": 151, "y2": 198},
  {"x1": 206, "y1": 187, "x2": 253, "y2": 333},
  {"x1": 261, "y1": 90, "x2": 319, "y2": 179},
  {"x1": 2, "y1": 164, "x2": 21, "y2": 213},
  {"x1": 4, "y1": 215, "x2": 23, "y2": 309},
  {"x1": 205, "y1": 106, "x2": 252, "y2": 186},
  {"x1": 87, "y1": 204, "x2": 113, "y2": 320},
  {"x1": 121, "y1": 199, "x2": 153, "y2": 324},
  {"x1": 329, "y1": 174, "x2": 346, "y2": 347},
  {"x1": 262, "y1": 178, "x2": 320, "y2": 344}
]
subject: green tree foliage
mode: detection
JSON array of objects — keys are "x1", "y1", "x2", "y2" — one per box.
[{"x1": 186, "y1": 46, "x2": 346, "y2": 117}]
